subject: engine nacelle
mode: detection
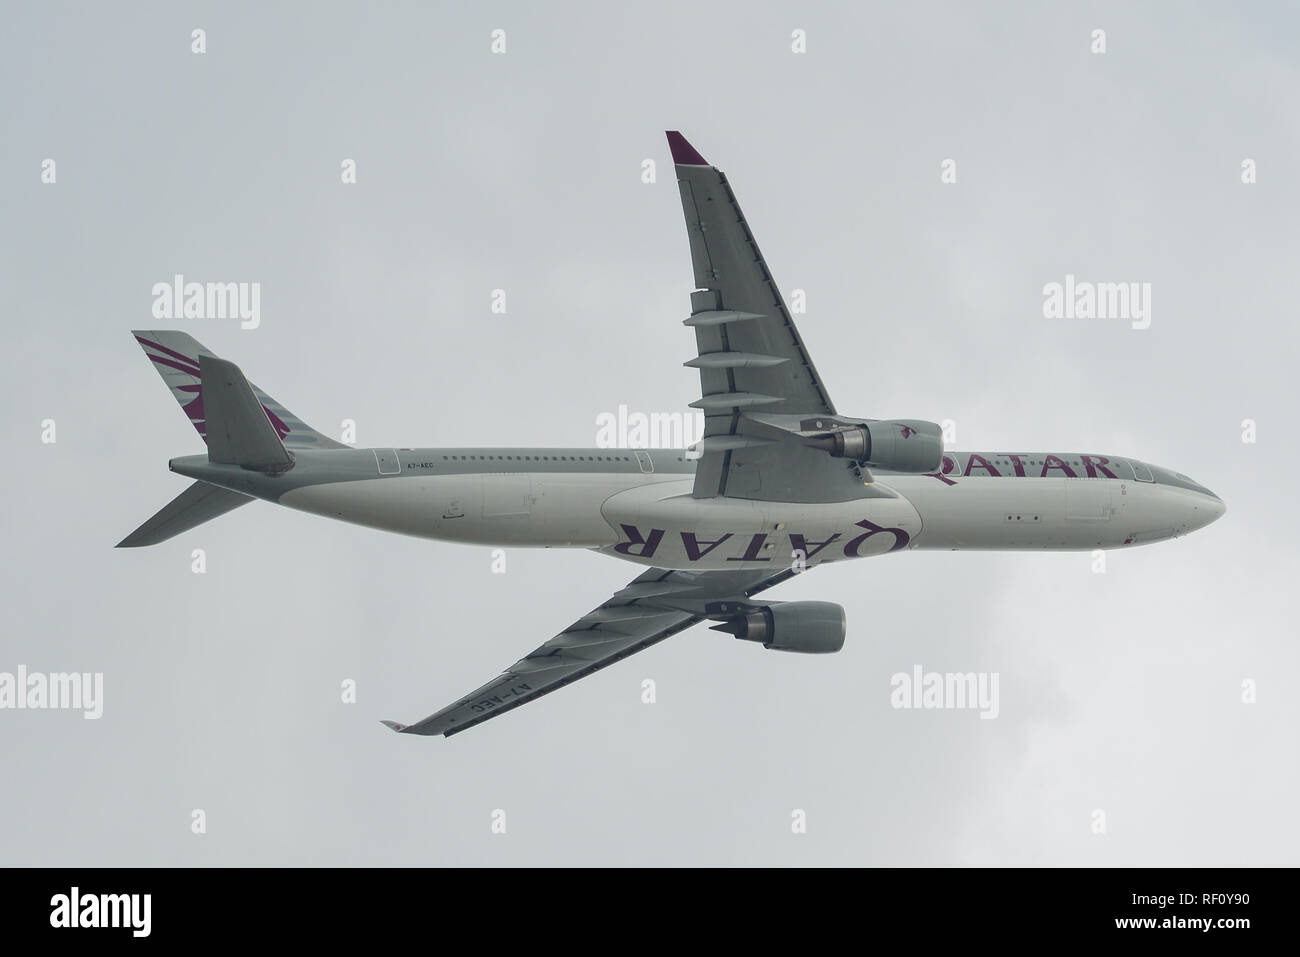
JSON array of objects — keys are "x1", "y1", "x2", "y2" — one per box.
[
  {"x1": 810, "y1": 419, "x2": 943, "y2": 473},
  {"x1": 713, "y1": 601, "x2": 846, "y2": 654}
]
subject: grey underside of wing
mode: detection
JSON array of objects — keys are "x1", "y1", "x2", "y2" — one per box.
[
  {"x1": 386, "y1": 565, "x2": 800, "y2": 737},
  {"x1": 116, "y1": 481, "x2": 253, "y2": 547},
  {"x1": 673, "y1": 162, "x2": 871, "y2": 503}
]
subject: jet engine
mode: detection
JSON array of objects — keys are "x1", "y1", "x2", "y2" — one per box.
[
  {"x1": 711, "y1": 601, "x2": 846, "y2": 654},
  {"x1": 807, "y1": 419, "x2": 943, "y2": 473}
]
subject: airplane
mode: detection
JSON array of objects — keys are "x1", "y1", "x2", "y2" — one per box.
[{"x1": 119, "y1": 131, "x2": 1224, "y2": 737}]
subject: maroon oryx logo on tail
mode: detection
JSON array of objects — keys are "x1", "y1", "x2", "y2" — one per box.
[{"x1": 134, "y1": 334, "x2": 290, "y2": 442}]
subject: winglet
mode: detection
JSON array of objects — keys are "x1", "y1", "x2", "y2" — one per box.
[
  {"x1": 380, "y1": 720, "x2": 408, "y2": 733},
  {"x1": 666, "y1": 131, "x2": 708, "y2": 166}
]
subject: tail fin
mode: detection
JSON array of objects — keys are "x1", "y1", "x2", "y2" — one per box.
[
  {"x1": 131, "y1": 330, "x2": 346, "y2": 450},
  {"x1": 117, "y1": 481, "x2": 252, "y2": 547}
]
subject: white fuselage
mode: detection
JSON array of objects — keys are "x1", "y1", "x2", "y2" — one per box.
[{"x1": 271, "y1": 448, "x2": 1224, "y2": 571}]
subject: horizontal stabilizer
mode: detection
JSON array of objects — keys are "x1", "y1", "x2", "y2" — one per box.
[
  {"x1": 200, "y1": 354, "x2": 294, "y2": 470},
  {"x1": 117, "y1": 481, "x2": 253, "y2": 547}
]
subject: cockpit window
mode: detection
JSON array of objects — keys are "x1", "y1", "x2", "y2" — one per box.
[{"x1": 1147, "y1": 465, "x2": 1216, "y2": 497}]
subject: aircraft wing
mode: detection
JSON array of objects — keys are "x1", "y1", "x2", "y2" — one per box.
[
  {"x1": 382, "y1": 564, "x2": 799, "y2": 737},
  {"x1": 668, "y1": 131, "x2": 872, "y2": 503}
]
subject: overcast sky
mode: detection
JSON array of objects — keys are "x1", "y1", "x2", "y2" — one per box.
[{"x1": 2, "y1": 1, "x2": 1297, "y2": 865}]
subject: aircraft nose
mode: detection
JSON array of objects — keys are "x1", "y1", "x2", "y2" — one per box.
[{"x1": 1188, "y1": 490, "x2": 1225, "y2": 531}]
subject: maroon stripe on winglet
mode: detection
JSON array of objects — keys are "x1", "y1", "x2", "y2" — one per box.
[{"x1": 665, "y1": 131, "x2": 708, "y2": 166}]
